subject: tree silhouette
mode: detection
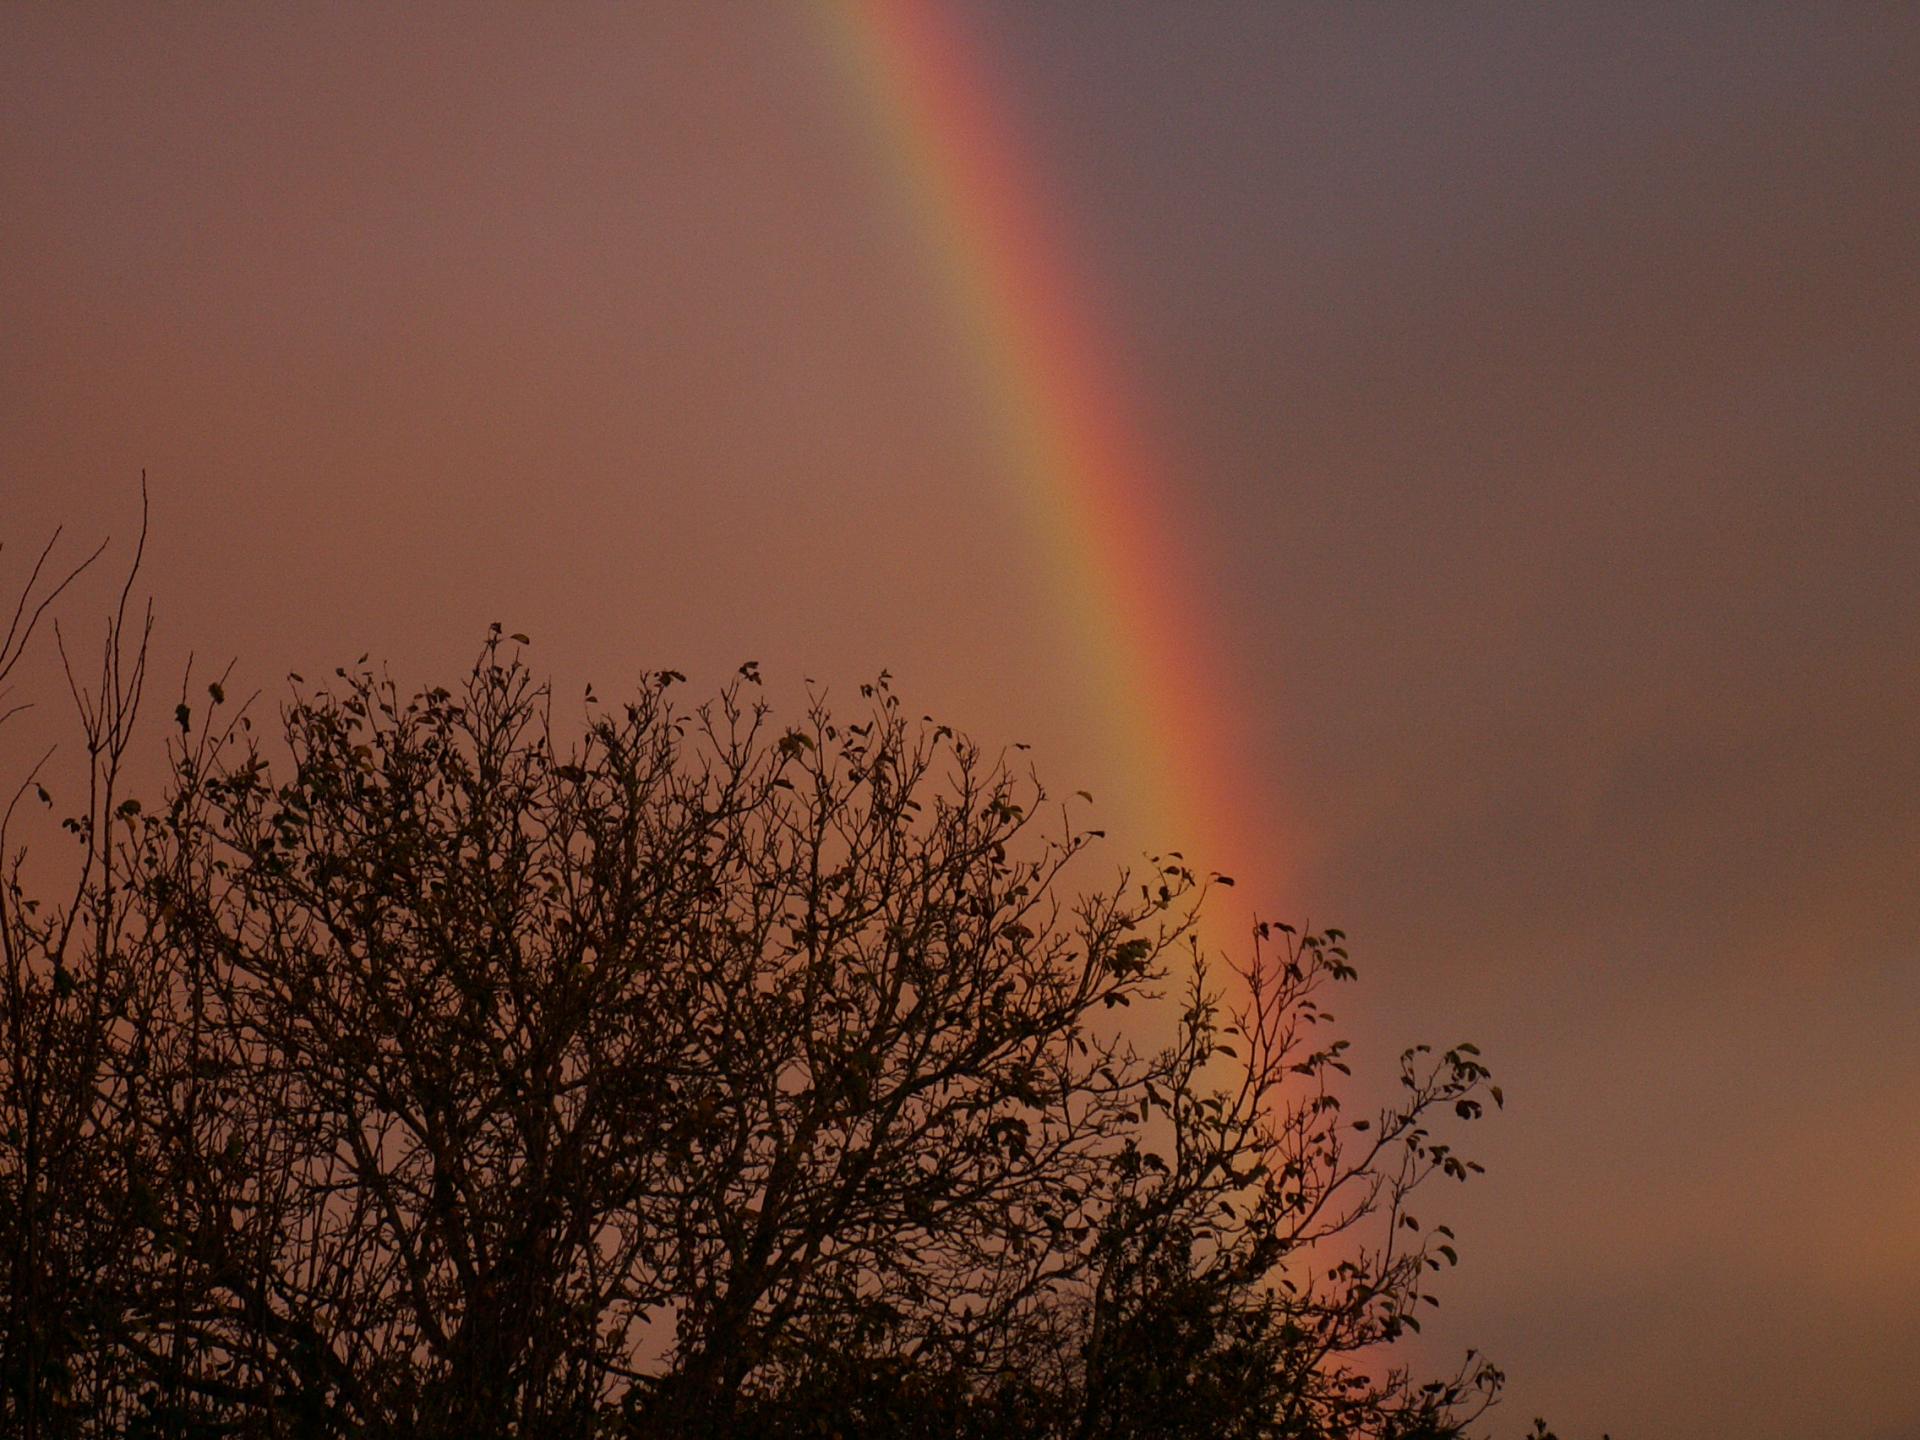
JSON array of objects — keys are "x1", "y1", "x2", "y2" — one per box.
[{"x1": 4, "y1": 536, "x2": 1517, "y2": 1438}]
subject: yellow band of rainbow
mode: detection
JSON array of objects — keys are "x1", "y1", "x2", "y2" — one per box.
[{"x1": 814, "y1": 0, "x2": 1280, "y2": 917}]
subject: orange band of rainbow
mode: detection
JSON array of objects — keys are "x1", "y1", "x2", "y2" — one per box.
[{"x1": 814, "y1": 0, "x2": 1280, "y2": 918}]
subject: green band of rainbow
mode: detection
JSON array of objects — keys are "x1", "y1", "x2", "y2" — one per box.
[{"x1": 815, "y1": 0, "x2": 1278, "y2": 908}]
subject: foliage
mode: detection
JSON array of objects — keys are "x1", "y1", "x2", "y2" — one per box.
[{"x1": 3, "y1": 530, "x2": 1515, "y2": 1439}]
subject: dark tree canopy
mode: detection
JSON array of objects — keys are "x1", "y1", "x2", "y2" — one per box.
[{"x1": 3, "y1": 536, "x2": 1531, "y2": 1439}]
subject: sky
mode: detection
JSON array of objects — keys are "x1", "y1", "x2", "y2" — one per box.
[{"x1": 4, "y1": 4, "x2": 1917, "y2": 1435}]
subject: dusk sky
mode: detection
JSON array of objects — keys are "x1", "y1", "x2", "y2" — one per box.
[{"x1": 4, "y1": 5, "x2": 1917, "y2": 1436}]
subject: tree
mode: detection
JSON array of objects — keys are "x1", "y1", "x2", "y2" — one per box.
[
  {"x1": 4, "y1": 562, "x2": 1514, "y2": 1436},
  {"x1": 1, "y1": 502, "x2": 158, "y2": 1439}
]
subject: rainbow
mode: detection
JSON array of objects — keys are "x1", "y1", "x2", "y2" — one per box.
[{"x1": 813, "y1": 0, "x2": 1284, "y2": 920}]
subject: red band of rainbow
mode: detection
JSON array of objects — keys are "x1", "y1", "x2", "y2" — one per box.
[{"x1": 814, "y1": 0, "x2": 1282, "y2": 919}]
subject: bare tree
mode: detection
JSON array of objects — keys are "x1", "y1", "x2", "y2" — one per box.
[{"x1": 1, "y1": 489, "x2": 158, "y2": 1437}]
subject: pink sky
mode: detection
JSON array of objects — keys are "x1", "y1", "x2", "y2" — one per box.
[{"x1": 4, "y1": 6, "x2": 1917, "y2": 1434}]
